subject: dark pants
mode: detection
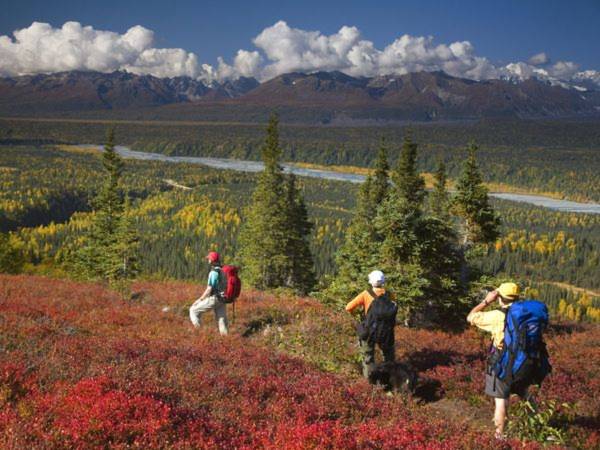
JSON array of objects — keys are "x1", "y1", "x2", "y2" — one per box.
[
  {"x1": 485, "y1": 351, "x2": 533, "y2": 399},
  {"x1": 359, "y1": 338, "x2": 395, "y2": 378}
]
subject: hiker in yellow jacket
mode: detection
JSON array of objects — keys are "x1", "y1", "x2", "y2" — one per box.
[
  {"x1": 346, "y1": 270, "x2": 396, "y2": 378},
  {"x1": 467, "y1": 282, "x2": 522, "y2": 440}
]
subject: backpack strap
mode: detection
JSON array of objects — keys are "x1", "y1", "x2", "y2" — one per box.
[
  {"x1": 367, "y1": 287, "x2": 386, "y2": 301},
  {"x1": 493, "y1": 308, "x2": 509, "y2": 379},
  {"x1": 502, "y1": 306, "x2": 524, "y2": 384},
  {"x1": 210, "y1": 266, "x2": 225, "y2": 299}
]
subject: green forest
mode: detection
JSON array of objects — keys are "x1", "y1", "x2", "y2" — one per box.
[
  {"x1": 1, "y1": 134, "x2": 598, "y2": 322},
  {"x1": 2, "y1": 117, "x2": 600, "y2": 202}
]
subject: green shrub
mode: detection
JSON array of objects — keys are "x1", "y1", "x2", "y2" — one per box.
[{"x1": 508, "y1": 400, "x2": 573, "y2": 444}]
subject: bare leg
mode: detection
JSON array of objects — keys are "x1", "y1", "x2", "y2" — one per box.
[{"x1": 494, "y1": 398, "x2": 509, "y2": 438}]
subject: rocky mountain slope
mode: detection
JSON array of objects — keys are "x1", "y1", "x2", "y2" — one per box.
[{"x1": 1, "y1": 69, "x2": 598, "y2": 121}]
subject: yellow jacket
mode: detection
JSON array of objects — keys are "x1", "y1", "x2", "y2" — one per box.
[{"x1": 467, "y1": 309, "x2": 507, "y2": 348}]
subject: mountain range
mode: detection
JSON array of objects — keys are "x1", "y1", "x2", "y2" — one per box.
[{"x1": 1, "y1": 69, "x2": 599, "y2": 123}]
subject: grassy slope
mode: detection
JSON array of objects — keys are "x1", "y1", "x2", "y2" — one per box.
[{"x1": 1, "y1": 274, "x2": 598, "y2": 448}]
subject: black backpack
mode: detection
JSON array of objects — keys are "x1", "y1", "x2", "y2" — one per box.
[{"x1": 356, "y1": 288, "x2": 398, "y2": 346}]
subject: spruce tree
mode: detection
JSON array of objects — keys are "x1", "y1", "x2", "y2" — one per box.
[
  {"x1": 92, "y1": 128, "x2": 125, "y2": 277},
  {"x1": 108, "y1": 195, "x2": 140, "y2": 281},
  {"x1": 375, "y1": 135, "x2": 428, "y2": 322},
  {"x1": 323, "y1": 143, "x2": 391, "y2": 305},
  {"x1": 391, "y1": 133, "x2": 425, "y2": 212},
  {"x1": 430, "y1": 159, "x2": 450, "y2": 219},
  {"x1": 323, "y1": 176, "x2": 376, "y2": 304},
  {"x1": 371, "y1": 138, "x2": 390, "y2": 206},
  {"x1": 73, "y1": 128, "x2": 138, "y2": 286},
  {"x1": 284, "y1": 174, "x2": 316, "y2": 294},
  {"x1": 238, "y1": 114, "x2": 295, "y2": 290},
  {"x1": 452, "y1": 143, "x2": 500, "y2": 246},
  {"x1": 375, "y1": 135, "x2": 463, "y2": 326},
  {"x1": 377, "y1": 134, "x2": 426, "y2": 262}
]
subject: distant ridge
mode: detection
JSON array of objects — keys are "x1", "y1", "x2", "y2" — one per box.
[
  {"x1": 0, "y1": 70, "x2": 259, "y2": 113},
  {"x1": 1, "y1": 69, "x2": 599, "y2": 122}
]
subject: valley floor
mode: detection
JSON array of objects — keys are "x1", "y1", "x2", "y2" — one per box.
[{"x1": 1, "y1": 275, "x2": 599, "y2": 449}]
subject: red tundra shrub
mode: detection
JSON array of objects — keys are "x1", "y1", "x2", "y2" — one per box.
[
  {"x1": 0, "y1": 359, "x2": 34, "y2": 405},
  {"x1": 31, "y1": 376, "x2": 171, "y2": 448},
  {"x1": 0, "y1": 275, "x2": 597, "y2": 449}
]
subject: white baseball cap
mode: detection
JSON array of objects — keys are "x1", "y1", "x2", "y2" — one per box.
[{"x1": 368, "y1": 270, "x2": 385, "y2": 287}]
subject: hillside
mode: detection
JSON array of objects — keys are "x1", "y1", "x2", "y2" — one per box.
[
  {"x1": 1, "y1": 70, "x2": 599, "y2": 122},
  {"x1": 1, "y1": 274, "x2": 598, "y2": 448},
  {"x1": 2, "y1": 144, "x2": 599, "y2": 323},
  {"x1": 0, "y1": 71, "x2": 258, "y2": 114},
  {"x1": 233, "y1": 71, "x2": 600, "y2": 121}
]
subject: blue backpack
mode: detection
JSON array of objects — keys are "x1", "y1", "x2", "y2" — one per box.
[{"x1": 492, "y1": 300, "x2": 552, "y2": 384}]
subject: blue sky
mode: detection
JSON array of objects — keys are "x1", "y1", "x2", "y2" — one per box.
[
  {"x1": 1, "y1": 0, "x2": 599, "y2": 83},
  {"x1": 3, "y1": 0, "x2": 599, "y2": 68}
]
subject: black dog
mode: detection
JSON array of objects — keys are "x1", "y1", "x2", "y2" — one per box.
[{"x1": 368, "y1": 361, "x2": 418, "y2": 393}]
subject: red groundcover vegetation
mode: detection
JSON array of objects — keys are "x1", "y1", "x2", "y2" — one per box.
[{"x1": 0, "y1": 275, "x2": 598, "y2": 449}]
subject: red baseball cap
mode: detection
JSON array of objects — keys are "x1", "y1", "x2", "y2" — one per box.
[{"x1": 206, "y1": 251, "x2": 220, "y2": 263}]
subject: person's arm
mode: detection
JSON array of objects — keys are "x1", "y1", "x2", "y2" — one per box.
[
  {"x1": 198, "y1": 269, "x2": 217, "y2": 300},
  {"x1": 198, "y1": 285, "x2": 213, "y2": 301},
  {"x1": 345, "y1": 292, "x2": 365, "y2": 313},
  {"x1": 467, "y1": 289, "x2": 499, "y2": 323}
]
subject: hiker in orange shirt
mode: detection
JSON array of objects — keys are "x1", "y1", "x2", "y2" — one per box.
[{"x1": 346, "y1": 270, "x2": 397, "y2": 378}]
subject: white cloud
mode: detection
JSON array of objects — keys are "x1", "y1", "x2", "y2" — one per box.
[
  {"x1": 252, "y1": 21, "x2": 363, "y2": 79},
  {"x1": 0, "y1": 21, "x2": 213, "y2": 81},
  {"x1": 377, "y1": 36, "x2": 498, "y2": 80},
  {"x1": 528, "y1": 52, "x2": 549, "y2": 66},
  {"x1": 0, "y1": 20, "x2": 598, "y2": 90},
  {"x1": 547, "y1": 60, "x2": 579, "y2": 79},
  {"x1": 215, "y1": 50, "x2": 262, "y2": 80},
  {"x1": 248, "y1": 21, "x2": 498, "y2": 80}
]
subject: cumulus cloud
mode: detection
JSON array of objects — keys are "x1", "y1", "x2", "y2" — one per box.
[
  {"x1": 249, "y1": 21, "x2": 497, "y2": 80},
  {"x1": 547, "y1": 60, "x2": 579, "y2": 79},
  {"x1": 0, "y1": 20, "x2": 598, "y2": 89},
  {"x1": 252, "y1": 21, "x2": 363, "y2": 79},
  {"x1": 215, "y1": 50, "x2": 263, "y2": 80},
  {"x1": 0, "y1": 21, "x2": 213, "y2": 80},
  {"x1": 528, "y1": 52, "x2": 549, "y2": 66}
]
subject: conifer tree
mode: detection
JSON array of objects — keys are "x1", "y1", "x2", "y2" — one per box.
[
  {"x1": 377, "y1": 134, "x2": 426, "y2": 260},
  {"x1": 430, "y1": 159, "x2": 450, "y2": 219},
  {"x1": 371, "y1": 138, "x2": 390, "y2": 206},
  {"x1": 452, "y1": 143, "x2": 500, "y2": 246},
  {"x1": 73, "y1": 128, "x2": 138, "y2": 286},
  {"x1": 323, "y1": 142, "x2": 391, "y2": 305},
  {"x1": 323, "y1": 176, "x2": 376, "y2": 304},
  {"x1": 356, "y1": 175, "x2": 374, "y2": 224},
  {"x1": 108, "y1": 195, "x2": 140, "y2": 281},
  {"x1": 238, "y1": 114, "x2": 296, "y2": 290},
  {"x1": 285, "y1": 174, "x2": 316, "y2": 294},
  {"x1": 375, "y1": 135, "x2": 463, "y2": 325},
  {"x1": 92, "y1": 128, "x2": 125, "y2": 276},
  {"x1": 391, "y1": 133, "x2": 425, "y2": 212},
  {"x1": 375, "y1": 136, "x2": 426, "y2": 321}
]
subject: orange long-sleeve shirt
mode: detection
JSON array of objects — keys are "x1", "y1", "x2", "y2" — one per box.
[{"x1": 345, "y1": 288, "x2": 386, "y2": 314}]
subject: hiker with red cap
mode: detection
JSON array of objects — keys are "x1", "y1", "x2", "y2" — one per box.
[{"x1": 189, "y1": 251, "x2": 228, "y2": 335}]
